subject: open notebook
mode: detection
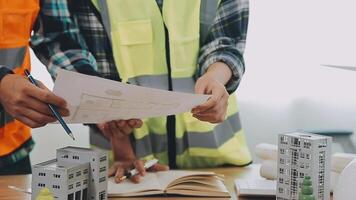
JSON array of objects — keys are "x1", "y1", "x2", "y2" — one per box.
[{"x1": 108, "y1": 170, "x2": 230, "y2": 197}]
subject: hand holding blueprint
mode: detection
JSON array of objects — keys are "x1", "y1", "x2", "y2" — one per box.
[{"x1": 53, "y1": 69, "x2": 210, "y2": 123}]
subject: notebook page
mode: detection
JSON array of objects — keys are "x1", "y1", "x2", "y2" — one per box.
[
  {"x1": 156, "y1": 170, "x2": 216, "y2": 189},
  {"x1": 108, "y1": 173, "x2": 163, "y2": 195}
]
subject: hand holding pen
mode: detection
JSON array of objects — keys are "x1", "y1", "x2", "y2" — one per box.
[
  {"x1": 109, "y1": 159, "x2": 169, "y2": 184},
  {"x1": 0, "y1": 69, "x2": 70, "y2": 128},
  {"x1": 24, "y1": 70, "x2": 74, "y2": 140}
]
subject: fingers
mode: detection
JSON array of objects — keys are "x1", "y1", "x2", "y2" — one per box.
[
  {"x1": 25, "y1": 83, "x2": 68, "y2": 109},
  {"x1": 114, "y1": 166, "x2": 126, "y2": 183},
  {"x1": 108, "y1": 162, "x2": 120, "y2": 177},
  {"x1": 130, "y1": 160, "x2": 146, "y2": 183},
  {"x1": 194, "y1": 78, "x2": 206, "y2": 95},
  {"x1": 116, "y1": 120, "x2": 132, "y2": 135},
  {"x1": 193, "y1": 86, "x2": 225, "y2": 113},
  {"x1": 17, "y1": 115, "x2": 46, "y2": 128},
  {"x1": 15, "y1": 107, "x2": 57, "y2": 128},
  {"x1": 149, "y1": 163, "x2": 170, "y2": 172},
  {"x1": 193, "y1": 89, "x2": 229, "y2": 123},
  {"x1": 100, "y1": 119, "x2": 141, "y2": 140},
  {"x1": 22, "y1": 96, "x2": 53, "y2": 116},
  {"x1": 110, "y1": 160, "x2": 163, "y2": 184},
  {"x1": 128, "y1": 119, "x2": 143, "y2": 128},
  {"x1": 110, "y1": 160, "x2": 146, "y2": 184},
  {"x1": 133, "y1": 160, "x2": 146, "y2": 176}
]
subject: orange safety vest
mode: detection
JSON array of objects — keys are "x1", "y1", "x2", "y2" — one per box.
[{"x1": 0, "y1": 0, "x2": 39, "y2": 157}]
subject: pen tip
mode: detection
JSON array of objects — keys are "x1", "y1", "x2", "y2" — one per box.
[{"x1": 69, "y1": 133, "x2": 75, "y2": 140}]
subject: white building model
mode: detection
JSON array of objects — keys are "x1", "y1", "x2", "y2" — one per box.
[
  {"x1": 32, "y1": 147, "x2": 108, "y2": 200},
  {"x1": 276, "y1": 132, "x2": 331, "y2": 200}
]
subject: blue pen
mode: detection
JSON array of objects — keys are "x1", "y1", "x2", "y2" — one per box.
[{"x1": 24, "y1": 69, "x2": 75, "y2": 140}]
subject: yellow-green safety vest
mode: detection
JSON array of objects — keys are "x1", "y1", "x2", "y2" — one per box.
[{"x1": 91, "y1": 0, "x2": 252, "y2": 168}]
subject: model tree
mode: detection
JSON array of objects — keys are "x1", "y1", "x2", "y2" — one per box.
[{"x1": 299, "y1": 176, "x2": 315, "y2": 200}]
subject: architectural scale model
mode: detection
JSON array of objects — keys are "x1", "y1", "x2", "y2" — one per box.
[
  {"x1": 276, "y1": 132, "x2": 331, "y2": 200},
  {"x1": 32, "y1": 146, "x2": 108, "y2": 200}
]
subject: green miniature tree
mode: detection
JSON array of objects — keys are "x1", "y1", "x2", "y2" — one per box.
[{"x1": 299, "y1": 176, "x2": 315, "y2": 200}]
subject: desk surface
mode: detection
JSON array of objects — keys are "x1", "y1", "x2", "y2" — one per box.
[{"x1": 0, "y1": 164, "x2": 332, "y2": 200}]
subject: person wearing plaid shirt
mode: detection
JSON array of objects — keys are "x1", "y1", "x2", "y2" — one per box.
[{"x1": 31, "y1": 0, "x2": 250, "y2": 181}]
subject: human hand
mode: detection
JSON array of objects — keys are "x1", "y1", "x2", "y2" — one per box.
[
  {"x1": 97, "y1": 119, "x2": 143, "y2": 140},
  {"x1": 0, "y1": 74, "x2": 69, "y2": 128},
  {"x1": 108, "y1": 159, "x2": 169, "y2": 183},
  {"x1": 192, "y1": 62, "x2": 231, "y2": 123}
]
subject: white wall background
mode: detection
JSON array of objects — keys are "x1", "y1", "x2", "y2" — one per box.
[{"x1": 30, "y1": 0, "x2": 356, "y2": 164}]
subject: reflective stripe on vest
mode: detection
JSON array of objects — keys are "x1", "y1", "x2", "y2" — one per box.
[
  {"x1": 0, "y1": 47, "x2": 26, "y2": 69},
  {"x1": 134, "y1": 112, "x2": 242, "y2": 157},
  {"x1": 94, "y1": 0, "x2": 252, "y2": 168},
  {"x1": 0, "y1": 0, "x2": 39, "y2": 157}
]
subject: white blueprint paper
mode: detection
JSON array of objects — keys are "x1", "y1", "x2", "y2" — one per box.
[{"x1": 53, "y1": 69, "x2": 210, "y2": 123}]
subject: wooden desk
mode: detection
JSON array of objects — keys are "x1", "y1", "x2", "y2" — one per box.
[{"x1": 0, "y1": 164, "x2": 332, "y2": 200}]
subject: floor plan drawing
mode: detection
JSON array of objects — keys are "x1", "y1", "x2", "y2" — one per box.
[{"x1": 53, "y1": 69, "x2": 209, "y2": 123}]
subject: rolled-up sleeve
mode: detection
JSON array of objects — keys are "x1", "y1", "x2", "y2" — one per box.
[{"x1": 197, "y1": 0, "x2": 249, "y2": 94}]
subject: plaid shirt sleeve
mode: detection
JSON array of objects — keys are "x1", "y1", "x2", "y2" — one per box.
[
  {"x1": 31, "y1": 0, "x2": 100, "y2": 80},
  {"x1": 197, "y1": 0, "x2": 249, "y2": 94}
]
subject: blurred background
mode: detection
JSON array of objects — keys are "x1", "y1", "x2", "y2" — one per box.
[{"x1": 30, "y1": 0, "x2": 356, "y2": 164}]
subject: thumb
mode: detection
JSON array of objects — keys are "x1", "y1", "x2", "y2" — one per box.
[{"x1": 195, "y1": 78, "x2": 207, "y2": 94}]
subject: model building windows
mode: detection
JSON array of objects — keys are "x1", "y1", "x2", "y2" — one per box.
[
  {"x1": 279, "y1": 177, "x2": 284, "y2": 184},
  {"x1": 303, "y1": 141, "x2": 311, "y2": 149},
  {"x1": 285, "y1": 178, "x2": 290, "y2": 185},
  {"x1": 69, "y1": 173, "x2": 74, "y2": 179},
  {"x1": 99, "y1": 176, "x2": 106, "y2": 183},
  {"x1": 52, "y1": 185, "x2": 60, "y2": 189},
  {"x1": 75, "y1": 191, "x2": 81, "y2": 200},
  {"x1": 99, "y1": 166, "x2": 106, "y2": 172},
  {"x1": 69, "y1": 184, "x2": 73, "y2": 190},
  {"x1": 83, "y1": 169, "x2": 88, "y2": 175},
  {"x1": 280, "y1": 148, "x2": 285, "y2": 154},
  {"x1": 68, "y1": 193, "x2": 74, "y2": 200},
  {"x1": 38, "y1": 172, "x2": 46, "y2": 176},
  {"x1": 99, "y1": 190, "x2": 106, "y2": 200},
  {"x1": 100, "y1": 156, "x2": 107, "y2": 162},
  {"x1": 279, "y1": 168, "x2": 284, "y2": 174},
  {"x1": 72, "y1": 155, "x2": 80, "y2": 160},
  {"x1": 82, "y1": 188, "x2": 88, "y2": 200},
  {"x1": 38, "y1": 183, "x2": 45, "y2": 187},
  {"x1": 278, "y1": 187, "x2": 284, "y2": 194},
  {"x1": 300, "y1": 152, "x2": 305, "y2": 158},
  {"x1": 319, "y1": 139, "x2": 327, "y2": 148},
  {"x1": 62, "y1": 154, "x2": 69, "y2": 159},
  {"x1": 299, "y1": 172, "x2": 305, "y2": 178},
  {"x1": 76, "y1": 171, "x2": 82, "y2": 177},
  {"x1": 306, "y1": 153, "x2": 310, "y2": 160},
  {"x1": 280, "y1": 136, "x2": 288, "y2": 144},
  {"x1": 279, "y1": 158, "x2": 285, "y2": 165},
  {"x1": 53, "y1": 174, "x2": 61, "y2": 178},
  {"x1": 76, "y1": 182, "x2": 81, "y2": 187},
  {"x1": 291, "y1": 138, "x2": 300, "y2": 147}
]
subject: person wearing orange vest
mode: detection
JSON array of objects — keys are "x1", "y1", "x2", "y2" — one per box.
[{"x1": 0, "y1": 0, "x2": 69, "y2": 175}]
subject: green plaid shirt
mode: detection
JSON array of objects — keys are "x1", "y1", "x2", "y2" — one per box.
[{"x1": 31, "y1": 0, "x2": 249, "y2": 93}]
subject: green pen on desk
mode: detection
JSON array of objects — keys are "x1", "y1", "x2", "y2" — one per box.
[{"x1": 24, "y1": 69, "x2": 75, "y2": 140}]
